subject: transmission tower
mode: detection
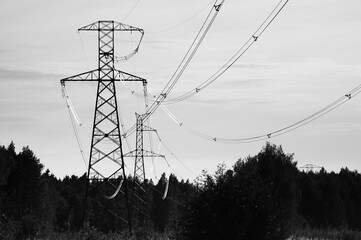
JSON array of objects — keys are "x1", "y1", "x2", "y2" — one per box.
[
  {"x1": 60, "y1": 21, "x2": 146, "y2": 233},
  {"x1": 300, "y1": 164, "x2": 322, "y2": 173},
  {"x1": 124, "y1": 113, "x2": 165, "y2": 225}
]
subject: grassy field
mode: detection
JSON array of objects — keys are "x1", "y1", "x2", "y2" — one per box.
[
  {"x1": 287, "y1": 229, "x2": 361, "y2": 240},
  {"x1": 3, "y1": 225, "x2": 361, "y2": 240},
  {"x1": 30, "y1": 229, "x2": 361, "y2": 240}
]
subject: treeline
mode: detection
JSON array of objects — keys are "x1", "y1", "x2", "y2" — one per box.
[
  {"x1": 0, "y1": 142, "x2": 195, "y2": 239},
  {"x1": 1, "y1": 142, "x2": 361, "y2": 239},
  {"x1": 181, "y1": 143, "x2": 361, "y2": 239}
]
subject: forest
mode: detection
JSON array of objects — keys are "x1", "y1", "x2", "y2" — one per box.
[{"x1": 1, "y1": 141, "x2": 361, "y2": 239}]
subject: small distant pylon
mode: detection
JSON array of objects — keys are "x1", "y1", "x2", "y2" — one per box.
[
  {"x1": 124, "y1": 113, "x2": 164, "y2": 225},
  {"x1": 300, "y1": 164, "x2": 322, "y2": 173}
]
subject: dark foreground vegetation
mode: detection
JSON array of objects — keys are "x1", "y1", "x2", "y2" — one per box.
[{"x1": 1, "y1": 141, "x2": 361, "y2": 239}]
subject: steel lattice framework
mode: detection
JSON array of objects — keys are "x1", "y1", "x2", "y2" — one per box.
[
  {"x1": 124, "y1": 113, "x2": 165, "y2": 225},
  {"x1": 60, "y1": 21, "x2": 145, "y2": 233}
]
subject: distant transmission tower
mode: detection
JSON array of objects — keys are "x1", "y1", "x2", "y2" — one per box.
[
  {"x1": 300, "y1": 164, "x2": 322, "y2": 173},
  {"x1": 60, "y1": 21, "x2": 146, "y2": 233},
  {"x1": 124, "y1": 113, "x2": 165, "y2": 225}
]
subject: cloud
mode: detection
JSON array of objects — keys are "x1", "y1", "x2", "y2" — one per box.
[
  {"x1": 0, "y1": 115, "x2": 40, "y2": 128},
  {"x1": 0, "y1": 67, "x2": 62, "y2": 83},
  {"x1": 0, "y1": 49, "x2": 9, "y2": 54},
  {"x1": 0, "y1": 66, "x2": 67, "y2": 136}
]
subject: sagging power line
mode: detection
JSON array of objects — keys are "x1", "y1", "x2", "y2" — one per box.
[
  {"x1": 122, "y1": 78, "x2": 361, "y2": 144},
  {"x1": 156, "y1": 0, "x2": 290, "y2": 105},
  {"x1": 123, "y1": 0, "x2": 225, "y2": 137}
]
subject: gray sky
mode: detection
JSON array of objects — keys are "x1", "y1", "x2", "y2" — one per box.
[{"x1": 0, "y1": 0, "x2": 360, "y2": 181}]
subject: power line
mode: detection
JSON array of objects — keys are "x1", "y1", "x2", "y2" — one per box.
[
  {"x1": 124, "y1": 0, "x2": 225, "y2": 137},
  {"x1": 159, "y1": 0, "x2": 290, "y2": 105},
  {"x1": 115, "y1": 28, "x2": 144, "y2": 62},
  {"x1": 78, "y1": 32, "x2": 90, "y2": 70},
  {"x1": 121, "y1": 0, "x2": 143, "y2": 22},
  {"x1": 159, "y1": 83, "x2": 361, "y2": 143},
  {"x1": 148, "y1": 0, "x2": 215, "y2": 34},
  {"x1": 119, "y1": 82, "x2": 198, "y2": 179},
  {"x1": 62, "y1": 86, "x2": 88, "y2": 169}
]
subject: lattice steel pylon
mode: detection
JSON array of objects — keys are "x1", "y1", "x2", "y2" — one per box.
[
  {"x1": 124, "y1": 113, "x2": 165, "y2": 225},
  {"x1": 60, "y1": 21, "x2": 146, "y2": 233}
]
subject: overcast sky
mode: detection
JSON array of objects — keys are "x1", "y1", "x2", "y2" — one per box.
[{"x1": 0, "y1": 0, "x2": 360, "y2": 181}]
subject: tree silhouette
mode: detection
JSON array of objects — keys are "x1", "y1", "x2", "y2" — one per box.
[
  {"x1": 2, "y1": 141, "x2": 361, "y2": 238},
  {"x1": 182, "y1": 142, "x2": 300, "y2": 240}
]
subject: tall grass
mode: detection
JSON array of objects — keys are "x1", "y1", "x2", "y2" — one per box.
[
  {"x1": 288, "y1": 228, "x2": 361, "y2": 240},
  {"x1": 34, "y1": 227, "x2": 172, "y2": 240}
]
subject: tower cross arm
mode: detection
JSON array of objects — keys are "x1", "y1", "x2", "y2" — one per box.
[
  {"x1": 60, "y1": 69, "x2": 147, "y2": 86},
  {"x1": 114, "y1": 69, "x2": 147, "y2": 84},
  {"x1": 78, "y1": 21, "x2": 144, "y2": 34},
  {"x1": 60, "y1": 69, "x2": 98, "y2": 86},
  {"x1": 142, "y1": 125, "x2": 156, "y2": 132},
  {"x1": 123, "y1": 150, "x2": 165, "y2": 159},
  {"x1": 142, "y1": 150, "x2": 165, "y2": 158}
]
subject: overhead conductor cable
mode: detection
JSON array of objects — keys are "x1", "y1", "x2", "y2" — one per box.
[
  {"x1": 61, "y1": 86, "x2": 88, "y2": 168},
  {"x1": 104, "y1": 179, "x2": 124, "y2": 200},
  {"x1": 162, "y1": 0, "x2": 290, "y2": 104},
  {"x1": 124, "y1": 0, "x2": 225, "y2": 137},
  {"x1": 160, "y1": 83, "x2": 361, "y2": 143}
]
